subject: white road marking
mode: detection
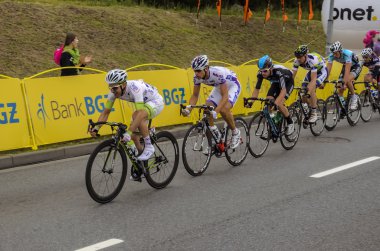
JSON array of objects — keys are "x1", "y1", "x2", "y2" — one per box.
[
  {"x1": 310, "y1": 156, "x2": 380, "y2": 178},
  {"x1": 75, "y1": 239, "x2": 124, "y2": 251}
]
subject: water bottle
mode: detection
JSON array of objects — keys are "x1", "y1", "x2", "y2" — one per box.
[
  {"x1": 370, "y1": 89, "x2": 379, "y2": 99},
  {"x1": 127, "y1": 141, "x2": 138, "y2": 156},
  {"x1": 339, "y1": 96, "x2": 346, "y2": 106},
  {"x1": 210, "y1": 125, "x2": 221, "y2": 142},
  {"x1": 273, "y1": 111, "x2": 282, "y2": 125},
  {"x1": 302, "y1": 103, "x2": 309, "y2": 114}
]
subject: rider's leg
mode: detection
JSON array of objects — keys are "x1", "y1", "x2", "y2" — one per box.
[
  {"x1": 219, "y1": 102, "x2": 236, "y2": 130},
  {"x1": 130, "y1": 109, "x2": 149, "y2": 153}
]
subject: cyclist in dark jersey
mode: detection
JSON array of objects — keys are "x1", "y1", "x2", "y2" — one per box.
[
  {"x1": 249, "y1": 55, "x2": 295, "y2": 135},
  {"x1": 361, "y1": 47, "x2": 380, "y2": 103}
]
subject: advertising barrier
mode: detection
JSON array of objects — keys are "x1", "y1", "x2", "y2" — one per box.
[
  {"x1": 23, "y1": 73, "x2": 125, "y2": 146},
  {"x1": 0, "y1": 78, "x2": 31, "y2": 151},
  {"x1": 0, "y1": 61, "x2": 370, "y2": 151}
]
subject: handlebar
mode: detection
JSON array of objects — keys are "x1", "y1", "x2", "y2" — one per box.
[
  {"x1": 179, "y1": 104, "x2": 215, "y2": 116},
  {"x1": 243, "y1": 97, "x2": 275, "y2": 108},
  {"x1": 88, "y1": 119, "x2": 128, "y2": 137}
]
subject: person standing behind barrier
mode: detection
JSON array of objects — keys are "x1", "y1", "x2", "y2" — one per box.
[{"x1": 60, "y1": 32, "x2": 92, "y2": 76}]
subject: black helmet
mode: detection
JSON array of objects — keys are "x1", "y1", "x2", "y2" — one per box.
[{"x1": 294, "y1": 45, "x2": 308, "y2": 57}]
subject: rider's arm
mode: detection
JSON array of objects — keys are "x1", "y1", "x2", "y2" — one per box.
[
  {"x1": 251, "y1": 88, "x2": 260, "y2": 98},
  {"x1": 215, "y1": 83, "x2": 228, "y2": 114},
  {"x1": 343, "y1": 62, "x2": 352, "y2": 83},
  {"x1": 292, "y1": 60, "x2": 299, "y2": 79},
  {"x1": 188, "y1": 85, "x2": 201, "y2": 109}
]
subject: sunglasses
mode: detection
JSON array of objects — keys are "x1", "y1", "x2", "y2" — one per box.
[
  {"x1": 260, "y1": 69, "x2": 270, "y2": 74},
  {"x1": 109, "y1": 84, "x2": 122, "y2": 92}
]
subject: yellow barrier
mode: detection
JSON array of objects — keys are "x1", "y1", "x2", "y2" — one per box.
[
  {"x1": 0, "y1": 61, "x2": 371, "y2": 151},
  {"x1": 23, "y1": 72, "x2": 125, "y2": 146},
  {"x1": 0, "y1": 78, "x2": 32, "y2": 151}
]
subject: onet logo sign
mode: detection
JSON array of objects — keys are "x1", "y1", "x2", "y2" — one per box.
[
  {"x1": 36, "y1": 94, "x2": 112, "y2": 127},
  {"x1": 333, "y1": 6, "x2": 377, "y2": 21}
]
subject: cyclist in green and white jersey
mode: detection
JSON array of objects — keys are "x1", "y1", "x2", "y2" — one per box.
[
  {"x1": 90, "y1": 69, "x2": 164, "y2": 161},
  {"x1": 292, "y1": 45, "x2": 328, "y2": 123}
]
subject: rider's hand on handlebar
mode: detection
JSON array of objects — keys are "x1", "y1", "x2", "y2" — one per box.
[
  {"x1": 121, "y1": 131, "x2": 132, "y2": 143},
  {"x1": 210, "y1": 110, "x2": 217, "y2": 119},
  {"x1": 244, "y1": 101, "x2": 253, "y2": 108},
  {"x1": 89, "y1": 125, "x2": 100, "y2": 137},
  {"x1": 181, "y1": 108, "x2": 191, "y2": 117}
]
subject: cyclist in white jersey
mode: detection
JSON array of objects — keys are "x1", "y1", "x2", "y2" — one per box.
[
  {"x1": 292, "y1": 45, "x2": 328, "y2": 123},
  {"x1": 90, "y1": 69, "x2": 164, "y2": 161},
  {"x1": 181, "y1": 55, "x2": 241, "y2": 149}
]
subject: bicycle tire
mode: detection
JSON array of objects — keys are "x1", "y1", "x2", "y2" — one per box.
[
  {"x1": 145, "y1": 131, "x2": 179, "y2": 189},
  {"x1": 182, "y1": 124, "x2": 212, "y2": 176},
  {"x1": 359, "y1": 90, "x2": 373, "y2": 122},
  {"x1": 85, "y1": 139, "x2": 128, "y2": 204},
  {"x1": 346, "y1": 94, "x2": 361, "y2": 126},
  {"x1": 247, "y1": 112, "x2": 270, "y2": 158},
  {"x1": 310, "y1": 99, "x2": 326, "y2": 136},
  {"x1": 325, "y1": 95, "x2": 339, "y2": 131},
  {"x1": 280, "y1": 107, "x2": 301, "y2": 150},
  {"x1": 225, "y1": 117, "x2": 249, "y2": 166}
]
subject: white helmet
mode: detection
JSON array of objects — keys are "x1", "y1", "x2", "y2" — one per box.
[
  {"x1": 330, "y1": 41, "x2": 342, "y2": 53},
  {"x1": 191, "y1": 55, "x2": 209, "y2": 70},
  {"x1": 361, "y1": 48, "x2": 373, "y2": 58},
  {"x1": 105, "y1": 69, "x2": 127, "y2": 87}
]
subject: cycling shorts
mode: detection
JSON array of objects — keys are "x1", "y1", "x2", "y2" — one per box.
[
  {"x1": 267, "y1": 79, "x2": 294, "y2": 100},
  {"x1": 302, "y1": 67, "x2": 328, "y2": 87},
  {"x1": 206, "y1": 84, "x2": 241, "y2": 107}
]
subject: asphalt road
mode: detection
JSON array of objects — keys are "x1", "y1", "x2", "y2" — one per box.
[{"x1": 1, "y1": 117, "x2": 380, "y2": 251}]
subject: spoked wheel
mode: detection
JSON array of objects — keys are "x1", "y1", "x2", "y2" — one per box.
[
  {"x1": 144, "y1": 131, "x2": 179, "y2": 189},
  {"x1": 225, "y1": 117, "x2": 249, "y2": 166},
  {"x1": 247, "y1": 113, "x2": 270, "y2": 158},
  {"x1": 346, "y1": 94, "x2": 361, "y2": 126},
  {"x1": 182, "y1": 124, "x2": 212, "y2": 176},
  {"x1": 325, "y1": 95, "x2": 339, "y2": 131},
  {"x1": 310, "y1": 99, "x2": 327, "y2": 136},
  {"x1": 359, "y1": 90, "x2": 373, "y2": 122},
  {"x1": 280, "y1": 107, "x2": 301, "y2": 150},
  {"x1": 85, "y1": 139, "x2": 128, "y2": 204}
]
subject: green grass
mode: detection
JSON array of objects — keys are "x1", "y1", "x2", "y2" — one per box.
[{"x1": 0, "y1": 0, "x2": 325, "y2": 78}]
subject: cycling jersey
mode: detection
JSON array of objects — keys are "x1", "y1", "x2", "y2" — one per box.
[
  {"x1": 293, "y1": 53, "x2": 326, "y2": 73},
  {"x1": 193, "y1": 66, "x2": 240, "y2": 90},
  {"x1": 328, "y1": 49, "x2": 360, "y2": 66},
  {"x1": 107, "y1": 79, "x2": 162, "y2": 103},
  {"x1": 256, "y1": 65, "x2": 293, "y2": 89},
  {"x1": 194, "y1": 66, "x2": 241, "y2": 106},
  {"x1": 106, "y1": 79, "x2": 164, "y2": 119},
  {"x1": 362, "y1": 52, "x2": 380, "y2": 70}
]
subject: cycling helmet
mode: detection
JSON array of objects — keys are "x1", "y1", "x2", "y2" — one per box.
[
  {"x1": 330, "y1": 41, "x2": 343, "y2": 53},
  {"x1": 257, "y1": 55, "x2": 273, "y2": 70},
  {"x1": 361, "y1": 48, "x2": 373, "y2": 58},
  {"x1": 294, "y1": 45, "x2": 309, "y2": 57},
  {"x1": 105, "y1": 69, "x2": 127, "y2": 87},
  {"x1": 191, "y1": 55, "x2": 209, "y2": 70}
]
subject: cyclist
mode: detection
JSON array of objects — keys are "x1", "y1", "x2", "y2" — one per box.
[
  {"x1": 181, "y1": 55, "x2": 241, "y2": 149},
  {"x1": 248, "y1": 55, "x2": 295, "y2": 135},
  {"x1": 292, "y1": 45, "x2": 328, "y2": 123},
  {"x1": 89, "y1": 69, "x2": 164, "y2": 161},
  {"x1": 361, "y1": 48, "x2": 380, "y2": 97},
  {"x1": 326, "y1": 41, "x2": 362, "y2": 110}
]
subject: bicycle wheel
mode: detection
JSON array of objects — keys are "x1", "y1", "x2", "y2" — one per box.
[
  {"x1": 225, "y1": 117, "x2": 249, "y2": 166},
  {"x1": 182, "y1": 124, "x2": 212, "y2": 176},
  {"x1": 280, "y1": 107, "x2": 301, "y2": 150},
  {"x1": 346, "y1": 95, "x2": 361, "y2": 126},
  {"x1": 248, "y1": 112, "x2": 270, "y2": 158},
  {"x1": 325, "y1": 95, "x2": 339, "y2": 131},
  {"x1": 85, "y1": 139, "x2": 128, "y2": 204},
  {"x1": 310, "y1": 99, "x2": 326, "y2": 136},
  {"x1": 359, "y1": 90, "x2": 373, "y2": 122},
  {"x1": 145, "y1": 131, "x2": 179, "y2": 189}
]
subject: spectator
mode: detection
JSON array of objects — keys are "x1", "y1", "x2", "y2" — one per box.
[
  {"x1": 373, "y1": 37, "x2": 380, "y2": 57},
  {"x1": 363, "y1": 30, "x2": 380, "y2": 49},
  {"x1": 60, "y1": 32, "x2": 92, "y2": 76}
]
